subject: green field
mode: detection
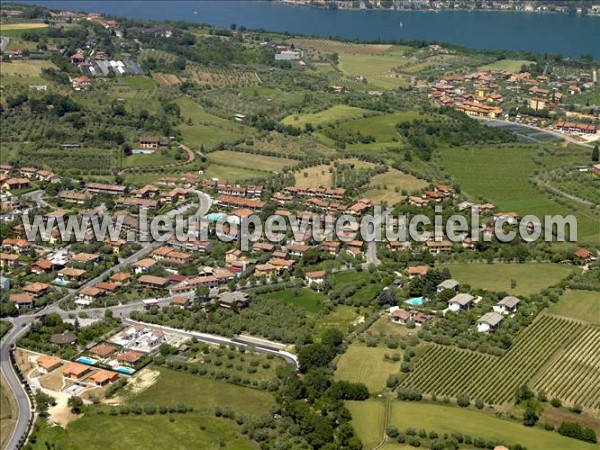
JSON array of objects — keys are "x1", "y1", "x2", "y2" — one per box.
[
  {"x1": 258, "y1": 288, "x2": 326, "y2": 314},
  {"x1": 204, "y1": 163, "x2": 267, "y2": 182},
  {"x1": 387, "y1": 401, "x2": 596, "y2": 450},
  {"x1": 364, "y1": 168, "x2": 428, "y2": 205},
  {"x1": 346, "y1": 399, "x2": 387, "y2": 449},
  {"x1": 121, "y1": 149, "x2": 183, "y2": 169},
  {"x1": 0, "y1": 320, "x2": 12, "y2": 338},
  {"x1": 547, "y1": 289, "x2": 600, "y2": 325},
  {"x1": 443, "y1": 263, "x2": 579, "y2": 295},
  {"x1": 175, "y1": 96, "x2": 246, "y2": 150},
  {"x1": 335, "y1": 345, "x2": 401, "y2": 393},
  {"x1": 437, "y1": 145, "x2": 600, "y2": 241},
  {"x1": 314, "y1": 305, "x2": 362, "y2": 337},
  {"x1": 281, "y1": 105, "x2": 368, "y2": 128},
  {"x1": 338, "y1": 54, "x2": 411, "y2": 89},
  {"x1": 207, "y1": 151, "x2": 294, "y2": 172},
  {"x1": 28, "y1": 414, "x2": 255, "y2": 450},
  {"x1": 480, "y1": 59, "x2": 535, "y2": 73},
  {"x1": 0, "y1": 60, "x2": 55, "y2": 80},
  {"x1": 130, "y1": 368, "x2": 275, "y2": 416}
]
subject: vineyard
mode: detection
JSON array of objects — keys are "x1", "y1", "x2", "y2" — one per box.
[
  {"x1": 531, "y1": 326, "x2": 600, "y2": 409},
  {"x1": 400, "y1": 316, "x2": 587, "y2": 406},
  {"x1": 151, "y1": 72, "x2": 181, "y2": 86},
  {"x1": 188, "y1": 67, "x2": 260, "y2": 87},
  {"x1": 290, "y1": 38, "x2": 393, "y2": 55}
]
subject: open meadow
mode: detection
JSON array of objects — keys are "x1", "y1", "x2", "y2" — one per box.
[
  {"x1": 364, "y1": 169, "x2": 428, "y2": 205},
  {"x1": 28, "y1": 414, "x2": 256, "y2": 450},
  {"x1": 436, "y1": 145, "x2": 600, "y2": 242},
  {"x1": 335, "y1": 345, "x2": 401, "y2": 393},
  {"x1": 443, "y1": 262, "x2": 579, "y2": 296},
  {"x1": 258, "y1": 288, "x2": 326, "y2": 314},
  {"x1": 281, "y1": 105, "x2": 368, "y2": 128},
  {"x1": 546, "y1": 289, "x2": 600, "y2": 325},
  {"x1": 338, "y1": 54, "x2": 412, "y2": 89},
  {"x1": 207, "y1": 151, "x2": 294, "y2": 173},
  {"x1": 293, "y1": 164, "x2": 334, "y2": 188},
  {"x1": 480, "y1": 59, "x2": 535, "y2": 73}
]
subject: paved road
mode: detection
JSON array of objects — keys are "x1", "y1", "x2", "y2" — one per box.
[
  {"x1": 0, "y1": 190, "x2": 212, "y2": 450},
  {"x1": 21, "y1": 190, "x2": 49, "y2": 209},
  {"x1": 365, "y1": 213, "x2": 383, "y2": 267}
]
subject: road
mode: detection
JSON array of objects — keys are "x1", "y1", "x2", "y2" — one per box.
[
  {"x1": 365, "y1": 212, "x2": 383, "y2": 267},
  {"x1": 0, "y1": 189, "x2": 214, "y2": 450},
  {"x1": 21, "y1": 190, "x2": 49, "y2": 209}
]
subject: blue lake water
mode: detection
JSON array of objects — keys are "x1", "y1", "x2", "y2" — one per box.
[{"x1": 17, "y1": 1, "x2": 600, "y2": 58}]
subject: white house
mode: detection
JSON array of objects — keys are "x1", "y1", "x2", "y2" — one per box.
[
  {"x1": 477, "y1": 312, "x2": 504, "y2": 333},
  {"x1": 448, "y1": 293, "x2": 475, "y2": 312},
  {"x1": 494, "y1": 296, "x2": 521, "y2": 315},
  {"x1": 305, "y1": 270, "x2": 326, "y2": 286},
  {"x1": 436, "y1": 279, "x2": 459, "y2": 293}
]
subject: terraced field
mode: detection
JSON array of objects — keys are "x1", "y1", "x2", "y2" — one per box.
[
  {"x1": 400, "y1": 315, "x2": 587, "y2": 405},
  {"x1": 531, "y1": 326, "x2": 600, "y2": 409}
]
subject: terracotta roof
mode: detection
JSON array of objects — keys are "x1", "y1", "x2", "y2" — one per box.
[
  {"x1": 37, "y1": 355, "x2": 62, "y2": 370},
  {"x1": 88, "y1": 369, "x2": 119, "y2": 384},
  {"x1": 62, "y1": 362, "x2": 91, "y2": 377}
]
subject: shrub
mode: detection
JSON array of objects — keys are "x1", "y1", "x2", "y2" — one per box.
[
  {"x1": 550, "y1": 397, "x2": 562, "y2": 408},
  {"x1": 456, "y1": 394, "x2": 470, "y2": 407}
]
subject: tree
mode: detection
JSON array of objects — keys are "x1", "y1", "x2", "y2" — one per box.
[
  {"x1": 298, "y1": 343, "x2": 336, "y2": 372},
  {"x1": 523, "y1": 403, "x2": 539, "y2": 427},
  {"x1": 515, "y1": 384, "x2": 534, "y2": 403},
  {"x1": 378, "y1": 287, "x2": 397, "y2": 306},
  {"x1": 592, "y1": 144, "x2": 599, "y2": 163},
  {"x1": 68, "y1": 395, "x2": 84, "y2": 414}
]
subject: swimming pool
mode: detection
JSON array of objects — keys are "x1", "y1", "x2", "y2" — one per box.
[
  {"x1": 116, "y1": 367, "x2": 135, "y2": 375},
  {"x1": 76, "y1": 357, "x2": 95, "y2": 365},
  {"x1": 207, "y1": 213, "x2": 224, "y2": 222},
  {"x1": 405, "y1": 296, "x2": 425, "y2": 306}
]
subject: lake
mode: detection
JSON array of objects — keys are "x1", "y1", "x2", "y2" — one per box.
[{"x1": 17, "y1": 0, "x2": 600, "y2": 58}]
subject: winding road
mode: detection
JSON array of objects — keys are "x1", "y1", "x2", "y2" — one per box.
[{"x1": 0, "y1": 190, "x2": 213, "y2": 450}]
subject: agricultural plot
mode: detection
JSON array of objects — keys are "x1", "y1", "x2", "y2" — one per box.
[
  {"x1": 188, "y1": 67, "x2": 259, "y2": 87},
  {"x1": 293, "y1": 164, "x2": 334, "y2": 188},
  {"x1": 207, "y1": 151, "x2": 295, "y2": 173},
  {"x1": 281, "y1": 105, "x2": 368, "y2": 128},
  {"x1": 151, "y1": 71, "x2": 181, "y2": 86},
  {"x1": 364, "y1": 169, "x2": 428, "y2": 205},
  {"x1": 0, "y1": 60, "x2": 55, "y2": 78},
  {"x1": 291, "y1": 37, "x2": 393, "y2": 55},
  {"x1": 400, "y1": 316, "x2": 586, "y2": 405},
  {"x1": 546, "y1": 290, "x2": 600, "y2": 325},
  {"x1": 437, "y1": 145, "x2": 600, "y2": 242},
  {"x1": 235, "y1": 132, "x2": 337, "y2": 157},
  {"x1": 480, "y1": 59, "x2": 535, "y2": 73},
  {"x1": 335, "y1": 345, "x2": 401, "y2": 393},
  {"x1": 204, "y1": 164, "x2": 266, "y2": 182},
  {"x1": 258, "y1": 288, "x2": 326, "y2": 314},
  {"x1": 338, "y1": 54, "x2": 412, "y2": 89},
  {"x1": 531, "y1": 325, "x2": 600, "y2": 409},
  {"x1": 444, "y1": 263, "x2": 579, "y2": 296},
  {"x1": 175, "y1": 96, "x2": 246, "y2": 150}
]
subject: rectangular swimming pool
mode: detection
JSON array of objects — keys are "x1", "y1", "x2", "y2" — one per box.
[
  {"x1": 116, "y1": 367, "x2": 135, "y2": 375},
  {"x1": 76, "y1": 357, "x2": 95, "y2": 365}
]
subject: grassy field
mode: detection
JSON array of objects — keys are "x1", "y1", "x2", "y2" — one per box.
[
  {"x1": 388, "y1": 402, "x2": 597, "y2": 450},
  {"x1": 338, "y1": 54, "x2": 411, "y2": 89},
  {"x1": 436, "y1": 145, "x2": 600, "y2": 241},
  {"x1": 28, "y1": 414, "x2": 256, "y2": 450},
  {"x1": 293, "y1": 164, "x2": 334, "y2": 188},
  {"x1": 480, "y1": 59, "x2": 534, "y2": 73},
  {"x1": 546, "y1": 289, "x2": 600, "y2": 325},
  {"x1": 175, "y1": 96, "x2": 246, "y2": 150},
  {"x1": 314, "y1": 305, "x2": 362, "y2": 337},
  {"x1": 0, "y1": 22, "x2": 48, "y2": 31},
  {"x1": 346, "y1": 400, "x2": 387, "y2": 449},
  {"x1": 0, "y1": 374, "x2": 17, "y2": 450},
  {"x1": 258, "y1": 288, "x2": 326, "y2": 314},
  {"x1": 130, "y1": 367, "x2": 275, "y2": 416},
  {"x1": 0, "y1": 60, "x2": 55, "y2": 78},
  {"x1": 443, "y1": 262, "x2": 578, "y2": 295},
  {"x1": 281, "y1": 105, "x2": 368, "y2": 128},
  {"x1": 204, "y1": 163, "x2": 266, "y2": 182},
  {"x1": 121, "y1": 149, "x2": 183, "y2": 169},
  {"x1": 207, "y1": 151, "x2": 294, "y2": 172},
  {"x1": 335, "y1": 345, "x2": 401, "y2": 393},
  {"x1": 364, "y1": 168, "x2": 428, "y2": 205}
]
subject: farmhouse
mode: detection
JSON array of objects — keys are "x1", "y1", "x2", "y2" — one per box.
[
  {"x1": 139, "y1": 136, "x2": 162, "y2": 149},
  {"x1": 448, "y1": 293, "x2": 475, "y2": 312},
  {"x1": 1, "y1": 238, "x2": 31, "y2": 253},
  {"x1": 574, "y1": 248, "x2": 596, "y2": 263},
  {"x1": 63, "y1": 362, "x2": 92, "y2": 380},
  {"x1": 477, "y1": 312, "x2": 504, "y2": 333},
  {"x1": 305, "y1": 270, "x2": 326, "y2": 286},
  {"x1": 88, "y1": 369, "x2": 120, "y2": 386},
  {"x1": 494, "y1": 296, "x2": 521, "y2": 315},
  {"x1": 36, "y1": 355, "x2": 63, "y2": 374}
]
